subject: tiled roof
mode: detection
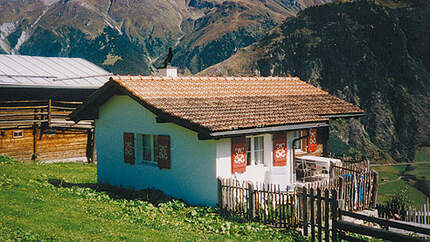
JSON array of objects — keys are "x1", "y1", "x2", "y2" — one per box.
[{"x1": 106, "y1": 76, "x2": 363, "y2": 132}]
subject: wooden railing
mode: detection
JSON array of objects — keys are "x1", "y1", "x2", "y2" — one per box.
[
  {"x1": 335, "y1": 209, "x2": 430, "y2": 241},
  {"x1": 0, "y1": 100, "x2": 91, "y2": 130},
  {"x1": 377, "y1": 199, "x2": 430, "y2": 225}
]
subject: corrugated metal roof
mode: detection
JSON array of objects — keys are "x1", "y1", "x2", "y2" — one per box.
[{"x1": 0, "y1": 54, "x2": 111, "y2": 89}]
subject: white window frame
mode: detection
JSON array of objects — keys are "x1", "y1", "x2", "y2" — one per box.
[
  {"x1": 246, "y1": 135, "x2": 265, "y2": 167},
  {"x1": 136, "y1": 134, "x2": 158, "y2": 165},
  {"x1": 293, "y1": 130, "x2": 305, "y2": 154},
  {"x1": 13, "y1": 130, "x2": 23, "y2": 139}
]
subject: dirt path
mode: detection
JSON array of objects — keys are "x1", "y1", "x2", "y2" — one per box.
[
  {"x1": 370, "y1": 161, "x2": 430, "y2": 167},
  {"x1": 379, "y1": 176, "x2": 403, "y2": 185}
]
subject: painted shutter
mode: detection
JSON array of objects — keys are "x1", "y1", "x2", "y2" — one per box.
[
  {"x1": 273, "y1": 133, "x2": 287, "y2": 166},
  {"x1": 308, "y1": 128, "x2": 318, "y2": 152},
  {"x1": 123, "y1": 132, "x2": 135, "y2": 165},
  {"x1": 157, "y1": 135, "x2": 171, "y2": 169},
  {"x1": 231, "y1": 137, "x2": 247, "y2": 174}
]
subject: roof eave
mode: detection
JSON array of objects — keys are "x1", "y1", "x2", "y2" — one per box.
[
  {"x1": 112, "y1": 82, "x2": 212, "y2": 136},
  {"x1": 0, "y1": 84, "x2": 102, "y2": 89},
  {"x1": 200, "y1": 121, "x2": 329, "y2": 140},
  {"x1": 319, "y1": 112, "x2": 366, "y2": 119},
  {"x1": 70, "y1": 79, "x2": 212, "y2": 136},
  {"x1": 70, "y1": 80, "x2": 118, "y2": 122}
]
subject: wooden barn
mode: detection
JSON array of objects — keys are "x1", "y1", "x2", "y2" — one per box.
[{"x1": 0, "y1": 54, "x2": 110, "y2": 162}]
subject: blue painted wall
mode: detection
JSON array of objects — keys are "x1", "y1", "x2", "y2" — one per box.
[{"x1": 95, "y1": 95, "x2": 217, "y2": 206}]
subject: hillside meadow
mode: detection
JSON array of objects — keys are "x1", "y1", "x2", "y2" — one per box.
[
  {"x1": 0, "y1": 156, "x2": 303, "y2": 241},
  {"x1": 373, "y1": 147, "x2": 430, "y2": 207}
]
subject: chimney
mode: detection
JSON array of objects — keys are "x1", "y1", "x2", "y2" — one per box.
[{"x1": 158, "y1": 66, "x2": 177, "y2": 78}]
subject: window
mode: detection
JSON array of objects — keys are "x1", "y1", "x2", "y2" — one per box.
[
  {"x1": 294, "y1": 131, "x2": 301, "y2": 149},
  {"x1": 246, "y1": 136, "x2": 264, "y2": 166},
  {"x1": 13, "y1": 130, "x2": 23, "y2": 138},
  {"x1": 136, "y1": 134, "x2": 158, "y2": 164}
]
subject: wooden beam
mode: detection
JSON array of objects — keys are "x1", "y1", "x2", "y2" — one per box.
[
  {"x1": 0, "y1": 112, "x2": 49, "y2": 117},
  {"x1": 371, "y1": 171, "x2": 379, "y2": 207},
  {"x1": 86, "y1": 129, "x2": 95, "y2": 163},
  {"x1": 48, "y1": 99, "x2": 52, "y2": 127},
  {"x1": 156, "y1": 116, "x2": 172, "y2": 123},
  {"x1": 336, "y1": 220, "x2": 428, "y2": 242},
  {"x1": 32, "y1": 124, "x2": 37, "y2": 160},
  {"x1": 339, "y1": 210, "x2": 430, "y2": 235},
  {"x1": 320, "y1": 126, "x2": 329, "y2": 157}
]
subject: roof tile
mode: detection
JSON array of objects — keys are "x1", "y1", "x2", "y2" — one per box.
[{"x1": 109, "y1": 76, "x2": 363, "y2": 132}]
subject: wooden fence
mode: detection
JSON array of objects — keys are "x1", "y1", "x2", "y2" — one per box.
[
  {"x1": 335, "y1": 209, "x2": 430, "y2": 242},
  {"x1": 217, "y1": 170, "x2": 377, "y2": 232},
  {"x1": 377, "y1": 199, "x2": 430, "y2": 225},
  {"x1": 217, "y1": 178, "x2": 299, "y2": 227},
  {"x1": 217, "y1": 173, "x2": 430, "y2": 241},
  {"x1": 332, "y1": 159, "x2": 370, "y2": 177}
]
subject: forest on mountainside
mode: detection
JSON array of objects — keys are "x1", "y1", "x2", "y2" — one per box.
[{"x1": 201, "y1": 0, "x2": 430, "y2": 162}]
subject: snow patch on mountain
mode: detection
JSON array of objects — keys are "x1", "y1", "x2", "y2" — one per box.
[
  {"x1": 41, "y1": 0, "x2": 59, "y2": 6},
  {"x1": 0, "y1": 22, "x2": 17, "y2": 53}
]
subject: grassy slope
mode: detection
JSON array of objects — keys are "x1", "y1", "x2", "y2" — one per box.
[
  {"x1": 375, "y1": 165, "x2": 427, "y2": 206},
  {"x1": 414, "y1": 147, "x2": 430, "y2": 163},
  {"x1": 373, "y1": 147, "x2": 430, "y2": 207},
  {"x1": 0, "y1": 159, "x2": 301, "y2": 241}
]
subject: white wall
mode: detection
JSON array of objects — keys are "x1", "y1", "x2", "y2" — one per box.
[
  {"x1": 216, "y1": 135, "x2": 272, "y2": 184},
  {"x1": 286, "y1": 131, "x2": 295, "y2": 184},
  {"x1": 216, "y1": 131, "x2": 298, "y2": 186},
  {"x1": 95, "y1": 95, "x2": 217, "y2": 206},
  {"x1": 216, "y1": 138, "x2": 231, "y2": 178}
]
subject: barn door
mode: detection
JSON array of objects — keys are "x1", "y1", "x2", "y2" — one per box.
[{"x1": 231, "y1": 137, "x2": 247, "y2": 174}]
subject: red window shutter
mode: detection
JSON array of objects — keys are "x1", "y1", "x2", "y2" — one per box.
[
  {"x1": 308, "y1": 128, "x2": 318, "y2": 152},
  {"x1": 157, "y1": 135, "x2": 171, "y2": 169},
  {"x1": 231, "y1": 137, "x2": 247, "y2": 174},
  {"x1": 123, "y1": 133, "x2": 135, "y2": 165},
  {"x1": 273, "y1": 133, "x2": 287, "y2": 166}
]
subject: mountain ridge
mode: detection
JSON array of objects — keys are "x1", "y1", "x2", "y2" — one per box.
[
  {"x1": 0, "y1": 0, "x2": 332, "y2": 74},
  {"x1": 200, "y1": 0, "x2": 430, "y2": 162}
]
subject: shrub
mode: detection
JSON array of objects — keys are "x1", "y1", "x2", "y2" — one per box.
[{"x1": 0, "y1": 155, "x2": 18, "y2": 164}]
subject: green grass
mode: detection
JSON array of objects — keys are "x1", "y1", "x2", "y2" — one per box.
[
  {"x1": 376, "y1": 177, "x2": 427, "y2": 206},
  {"x1": 0, "y1": 157, "x2": 302, "y2": 241},
  {"x1": 374, "y1": 161, "x2": 430, "y2": 207},
  {"x1": 414, "y1": 147, "x2": 430, "y2": 163}
]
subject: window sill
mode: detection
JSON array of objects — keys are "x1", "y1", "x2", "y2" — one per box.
[
  {"x1": 247, "y1": 164, "x2": 266, "y2": 168},
  {"x1": 137, "y1": 161, "x2": 158, "y2": 167}
]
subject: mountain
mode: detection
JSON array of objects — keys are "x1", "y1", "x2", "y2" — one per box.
[
  {"x1": 0, "y1": 0, "x2": 331, "y2": 75},
  {"x1": 200, "y1": 0, "x2": 430, "y2": 162}
]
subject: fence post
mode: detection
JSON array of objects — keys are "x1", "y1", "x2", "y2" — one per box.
[
  {"x1": 303, "y1": 187, "x2": 308, "y2": 236},
  {"x1": 339, "y1": 175, "x2": 345, "y2": 211},
  {"x1": 370, "y1": 171, "x2": 378, "y2": 208},
  {"x1": 324, "y1": 189, "x2": 330, "y2": 241},
  {"x1": 310, "y1": 188, "x2": 315, "y2": 242},
  {"x1": 248, "y1": 181, "x2": 255, "y2": 220},
  {"x1": 317, "y1": 188, "x2": 322, "y2": 242},
  {"x1": 217, "y1": 178, "x2": 223, "y2": 208},
  {"x1": 331, "y1": 189, "x2": 338, "y2": 242}
]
